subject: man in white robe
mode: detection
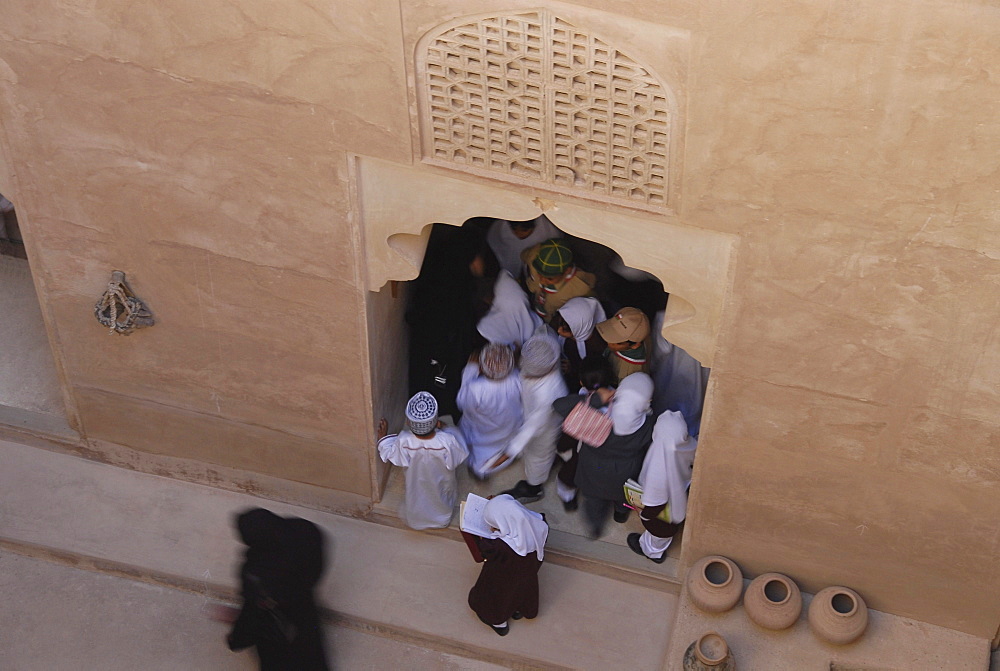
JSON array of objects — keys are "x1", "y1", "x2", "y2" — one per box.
[
  {"x1": 377, "y1": 392, "x2": 468, "y2": 530},
  {"x1": 627, "y1": 410, "x2": 697, "y2": 562},
  {"x1": 499, "y1": 332, "x2": 568, "y2": 502},
  {"x1": 457, "y1": 344, "x2": 522, "y2": 479},
  {"x1": 486, "y1": 215, "x2": 563, "y2": 279}
]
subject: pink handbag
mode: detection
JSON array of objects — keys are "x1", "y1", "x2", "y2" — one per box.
[{"x1": 561, "y1": 392, "x2": 613, "y2": 446}]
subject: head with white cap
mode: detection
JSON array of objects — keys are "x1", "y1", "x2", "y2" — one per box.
[{"x1": 405, "y1": 391, "x2": 439, "y2": 436}]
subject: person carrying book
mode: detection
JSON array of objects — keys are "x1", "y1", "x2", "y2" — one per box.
[
  {"x1": 627, "y1": 409, "x2": 698, "y2": 563},
  {"x1": 467, "y1": 494, "x2": 548, "y2": 636}
]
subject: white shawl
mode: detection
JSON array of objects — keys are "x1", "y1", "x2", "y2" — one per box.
[
  {"x1": 483, "y1": 494, "x2": 549, "y2": 560},
  {"x1": 476, "y1": 271, "x2": 541, "y2": 347},
  {"x1": 638, "y1": 410, "x2": 698, "y2": 522},
  {"x1": 557, "y1": 297, "x2": 606, "y2": 359},
  {"x1": 610, "y1": 372, "x2": 653, "y2": 436}
]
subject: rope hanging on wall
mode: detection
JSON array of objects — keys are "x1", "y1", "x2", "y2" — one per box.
[{"x1": 94, "y1": 270, "x2": 154, "y2": 335}]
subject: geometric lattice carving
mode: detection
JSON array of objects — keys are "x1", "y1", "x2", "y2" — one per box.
[{"x1": 419, "y1": 11, "x2": 674, "y2": 209}]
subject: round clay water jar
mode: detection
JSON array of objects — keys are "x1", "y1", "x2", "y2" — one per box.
[
  {"x1": 682, "y1": 631, "x2": 736, "y2": 670},
  {"x1": 743, "y1": 572, "x2": 802, "y2": 630},
  {"x1": 807, "y1": 586, "x2": 869, "y2": 644},
  {"x1": 686, "y1": 555, "x2": 743, "y2": 614}
]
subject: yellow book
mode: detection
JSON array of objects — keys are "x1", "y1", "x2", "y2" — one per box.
[{"x1": 623, "y1": 479, "x2": 671, "y2": 522}]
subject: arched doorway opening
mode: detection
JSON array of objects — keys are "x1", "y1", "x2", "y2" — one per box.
[
  {"x1": 375, "y1": 212, "x2": 711, "y2": 572},
  {"x1": 355, "y1": 156, "x2": 736, "y2": 575}
]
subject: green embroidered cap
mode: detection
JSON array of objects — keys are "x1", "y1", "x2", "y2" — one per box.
[{"x1": 532, "y1": 239, "x2": 573, "y2": 276}]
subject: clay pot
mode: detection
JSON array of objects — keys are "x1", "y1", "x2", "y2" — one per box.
[
  {"x1": 807, "y1": 586, "x2": 869, "y2": 644},
  {"x1": 686, "y1": 555, "x2": 744, "y2": 614},
  {"x1": 682, "y1": 631, "x2": 736, "y2": 670},
  {"x1": 743, "y1": 572, "x2": 802, "y2": 630}
]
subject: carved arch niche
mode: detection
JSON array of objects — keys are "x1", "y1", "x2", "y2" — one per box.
[{"x1": 355, "y1": 156, "x2": 734, "y2": 367}]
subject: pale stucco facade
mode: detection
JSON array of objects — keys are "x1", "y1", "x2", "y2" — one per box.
[{"x1": 1, "y1": 0, "x2": 999, "y2": 642}]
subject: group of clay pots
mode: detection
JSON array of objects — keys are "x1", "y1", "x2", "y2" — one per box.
[{"x1": 686, "y1": 555, "x2": 869, "y2": 645}]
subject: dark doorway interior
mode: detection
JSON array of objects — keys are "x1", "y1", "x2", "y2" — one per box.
[{"x1": 0, "y1": 193, "x2": 26, "y2": 260}]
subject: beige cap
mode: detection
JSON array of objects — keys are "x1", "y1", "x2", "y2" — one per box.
[{"x1": 596, "y1": 307, "x2": 650, "y2": 344}]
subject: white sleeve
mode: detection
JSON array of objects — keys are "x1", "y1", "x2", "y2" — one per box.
[
  {"x1": 376, "y1": 434, "x2": 403, "y2": 466},
  {"x1": 439, "y1": 426, "x2": 470, "y2": 469},
  {"x1": 456, "y1": 363, "x2": 480, "y2": 412},
  {"x1": 505, "y1": 387, "x2": 549, "y2": 457}
]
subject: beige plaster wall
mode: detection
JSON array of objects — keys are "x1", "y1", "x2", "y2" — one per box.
[
  {"x1": 2, "y1": 0, "x2": 999, "y2": 639},
  {"x1": 675, "y1": 0, "x2": 1000, "y2": 638},
  {"x1": 371, "y1": 0, "x2": 1000, "y2": 637},
  {"x1": 0, "y1": 0, "x2": 414, "y2": 497}
]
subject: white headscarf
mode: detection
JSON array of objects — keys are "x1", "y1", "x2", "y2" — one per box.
[
  {"x1": 482, "y1": 494, "x2": 549, "y2": 560},
  {"x1": 610, "y1": 372, "x2": 654, "y2": 436},
  {"x1": 557, "y1": 297, "x2": 606, "y2": 359},
  {"x1": 638, "y1": 410, "x2": 698, "y2": 518},
  {"x1": 476, "y1": 271, "x2": 541, "y2": 347}
]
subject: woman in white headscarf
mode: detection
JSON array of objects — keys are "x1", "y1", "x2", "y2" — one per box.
[
  {"x1": 551, "y1": 297, "x2": 606, "y2": 387},
  {"x1": 552, "y1": 372, "x2": 656, "y2": 538},
  {"x1": 468, "y1": 494, "x2": 548, "y2": 636},
  {"x1": 457, "y1": 344, "x2": 523, "y2": 479},
  {"x1": 476, "y1": 270, "x2": 541, "y2": 348},
  {"x1": 627, "y1": 410, "x2": 697, "y2": 563}
]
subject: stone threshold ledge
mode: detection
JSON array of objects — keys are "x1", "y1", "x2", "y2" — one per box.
[
  {"x1": 0, "y1": 538, "x2": 566, "y2": 671},
  {"x1": 367, "y1": 505, "x2": 682, "y2": 595},
  {"x1": 0, "y1": 439, "x2": 678, "y2": 671}
]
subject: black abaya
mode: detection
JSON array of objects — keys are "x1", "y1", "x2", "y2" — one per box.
[
  {"x1": 407, "y1": 224, "x2": 490, "y2": 418},
  {"x1": 227, "y1": 508, "x2": 329, "y2": 671}
]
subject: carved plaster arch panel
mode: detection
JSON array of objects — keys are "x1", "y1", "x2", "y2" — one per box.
[
  {"x1": 354, "y1": 156, "x2": 734, "y2": 366},
  {"x1": 415, "y1": 10, "x2": 682, "y2": 213}
]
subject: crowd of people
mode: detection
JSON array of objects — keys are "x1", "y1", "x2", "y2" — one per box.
[
  {"x1": 218, "y1": 216, "x2": 710, "y2": 667},
  {"x1": 376, "y1": 215, "x2": 710, "y2": 636}
]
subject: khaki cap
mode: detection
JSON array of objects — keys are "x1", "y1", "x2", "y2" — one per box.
[{"x1": 596, "y1": 307, "x2": 650, "y2": 343}]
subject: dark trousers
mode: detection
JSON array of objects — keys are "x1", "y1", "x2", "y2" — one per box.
[
  {"x1": 556, "y1": 434, "x2": 578, "y2": 489},
  {"x1": 581, "y1": 496, "x2": 630, "y2": 538}
]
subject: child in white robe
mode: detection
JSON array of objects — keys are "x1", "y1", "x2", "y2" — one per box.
[
  {"x1": 499, "y1": 332, "x2": 568, "y2": 502},
  {"x1": 457, "y1": 343, "x2": 522, "y2": 479},
  {"x1": 377, "y1": 392, "x2": 468, "y2": 530}
]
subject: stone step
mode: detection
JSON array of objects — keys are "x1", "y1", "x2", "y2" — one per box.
[
  {"x1": 0, "y1": 438, "x2": 678, "y2": 671},
  {"x1": 0, "y1": 550, "x2": 512, "y2": 671}
]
